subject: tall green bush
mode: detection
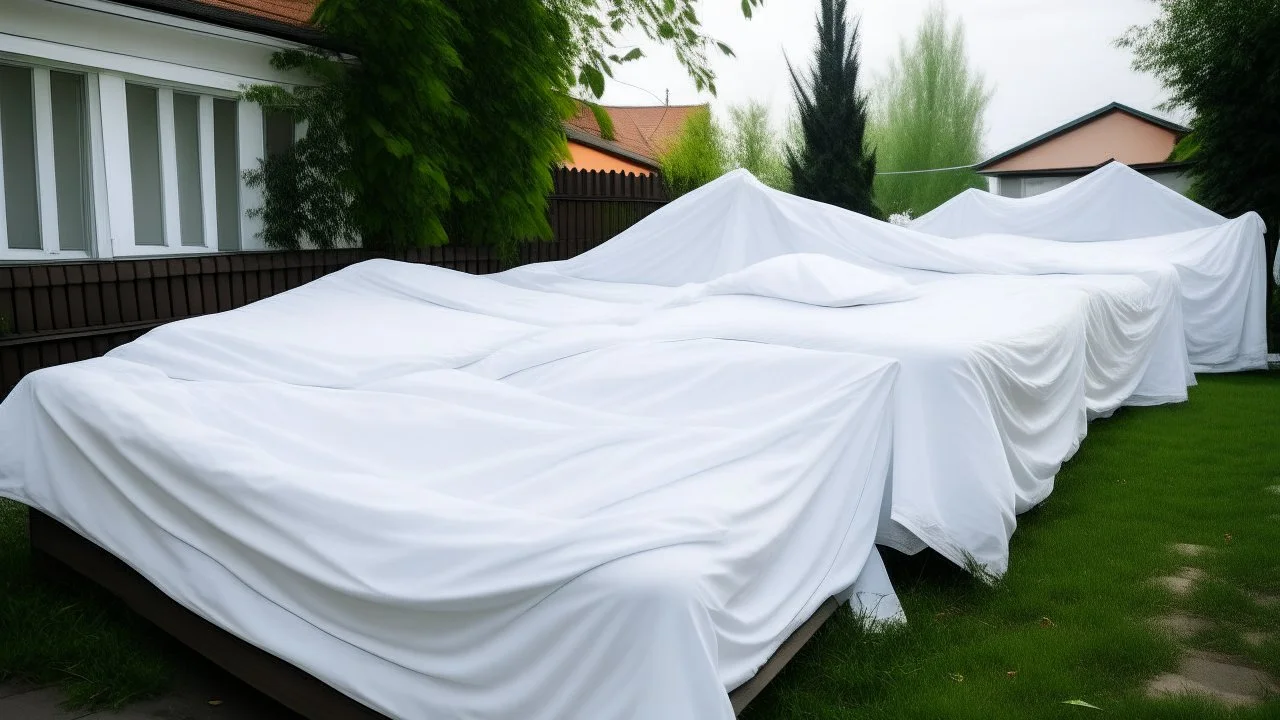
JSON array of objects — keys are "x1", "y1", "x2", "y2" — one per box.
[
  {"x1": 727, "y1": 101, "x2": 791, "y2": 191},
  {"x1": 786, "y1": 0, "x2": 880, "y2": 218},
  {"x1": 245, "y1": 0, "x2": 762, "y2": 257},
  {"x1": 658, "y1": 108, "x2": 728, "y2": 197},
  {"x1": 870, "y1": 3, "x2": 989, "y2": 217}
]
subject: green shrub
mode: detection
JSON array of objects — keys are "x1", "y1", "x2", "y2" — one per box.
[{"x1": 658, "y1": 108, "x2": 728, "y2": 197}]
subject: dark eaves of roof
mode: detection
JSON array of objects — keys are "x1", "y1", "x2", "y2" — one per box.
[
  {"x1": 107, "y1": 0, "x2": 341, "y2": 51},
  {"x1": 975, "y1": 102, "x2": 1192, "y2": 172},
  {"x1": 978, "y1": 158, "x2": 1194, "y2": 178}
]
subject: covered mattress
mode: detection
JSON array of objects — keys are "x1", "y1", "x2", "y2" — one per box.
[
  {"x1": 535, "y1": 169, "x2": 1263, "y2": 372},
  {"x1": 109, "y1": 258, "x2": 1182, "y2": 577},
  {"x1": 493, "y1": 264, "x2": 1186, "y2": 574},
  {"x1": 0, "y1": 311, "x2": 901, "y2": 719},
  {"x1": 911, "y1": 161, "x2": 1226, "y2": 241},
  {"x1": 494, "y1": 173, "x2": 1193, "y2": 573},
  {"x1": 911, "y1": 163, "x2": 1268, "y2": 372},
  {"x1": 133, "y1": 258, "x2": 1182, "y2": 576}
]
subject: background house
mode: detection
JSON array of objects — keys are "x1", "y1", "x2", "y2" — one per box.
[
  {"x1": 978, "y1": 102, "x2": 1192, "y2": 198},
  {"x1": 562, "y1": 103, "x2": 705, "y2": 175}
]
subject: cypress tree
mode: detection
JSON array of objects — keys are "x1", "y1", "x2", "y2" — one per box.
[{"x1": 786, "y1": 0, "x2": 880, "y2": 218}]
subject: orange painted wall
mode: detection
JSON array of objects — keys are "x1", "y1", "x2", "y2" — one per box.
[
  {"x1": 985, "y1": 111, "x2": 1180, "y2": 172},
  {"x1": 562, "y1": 141, "x2": 655, "y2": 175}
]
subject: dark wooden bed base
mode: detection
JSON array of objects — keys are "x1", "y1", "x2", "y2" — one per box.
[{"x1": 28, "y1": 509, "x2": 837, "y2": 718}]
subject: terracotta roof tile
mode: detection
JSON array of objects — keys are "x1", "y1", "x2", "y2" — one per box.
[
  {"x1": 566, "y1": 103, "x2": 707, "y2": 163},
  {"x1": 189, "y1": 0, "x2": 317, "y2": 27}
]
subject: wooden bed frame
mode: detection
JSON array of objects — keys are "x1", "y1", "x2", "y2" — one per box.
[{"x1": 28, "y1": 509, "x2": 837, "y2": 718}]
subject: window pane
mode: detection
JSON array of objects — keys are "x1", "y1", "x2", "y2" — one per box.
[
  {"x1": 50, "y1": 71, "x2": 91, "y2": 252},
  {"x1": 173, "y1": 92, "x2": 203, "y2": 246},
  {"x1": 213, "y1": 98, "x2": 240, "y2": 251},
  {"x1": 0, "y1": 65, "x2": 40, "y2": 250},
  {"x1": 126, "y1": 84, "x2": 165, "y2": 246},
  {"x1": 999, "y1": 176, "x2": 1022, "y2": 198},
  {"x1": 263, "y1": 109, "x2": 294, "y2": 159}
]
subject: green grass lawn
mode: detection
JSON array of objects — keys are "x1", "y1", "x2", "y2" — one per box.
[
  {"x1": 2, "y1": 372, "x2": 1277, "y2": 715},
  {"x1": 0, "y1": 500, "x2": 172, "y2": 708},
  {"x1": 745, "y1": 371, "x2": 1280, "y2": 719}
]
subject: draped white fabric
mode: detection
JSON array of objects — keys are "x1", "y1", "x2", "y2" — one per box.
[
  {"x1": 912, "y1": 162, "x2": 1226, "y2": 241},
  {"x1": 911, "y1": 163, "x2": 1268, "y2": 371},
  {"x1": 0, "y1": 263, "x2": 904, "y2": 720},
  {"x1": 498, "y1": 170, "x2": 1193, "y2": 574}
]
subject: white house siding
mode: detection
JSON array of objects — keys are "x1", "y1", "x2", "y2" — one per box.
[
  {"x1": 1145, "y1": 168, "x2": 1193, "y2": 195},
  {"x1": 994, "y1": 168, "x2": 1193, "y2": 200},
  {"x1": 0, "y1": 0, "x2": 310, "y2": 261}
]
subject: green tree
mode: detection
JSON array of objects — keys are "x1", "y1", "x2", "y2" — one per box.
[
  {"x1": 308, "y1": 0, "x2": 575, "y2": 258},
  {"x1": 1119, "y1": 0, "x2": 1280, "y2": 349},
  {"x1": 246, "y1": 0, "x2": 763, "y2": 258},
  {"x1": 658, "y1": 107, "x2": 728, "y2": 197},
  {"x1": 726, "y1": 101, "x2": 791, "y2": 191},
  {"x1": 870, "y1": 3, "x2": 990, "y2": 217},
  {"x1": 786, "y1": 0, "x2": 880, "y2": 218},
  {"x1": 552, "y1": 1, "x2": 764, "y2": 97}
]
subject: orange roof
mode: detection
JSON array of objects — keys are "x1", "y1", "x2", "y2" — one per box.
[
  {"x1": 189, "y1": 0, "x2": 317, "y2": 27},
  {"x1": 565, "y1": 103, "x2": 707, "y2": 164}
]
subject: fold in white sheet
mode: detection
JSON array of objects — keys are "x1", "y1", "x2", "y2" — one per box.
[
  {"x1": 913, "y1": 162, "x2": 1268, "y2": 372},
  {"x1": 1, "y1": 323, "x2": 899, "y2": 720}
]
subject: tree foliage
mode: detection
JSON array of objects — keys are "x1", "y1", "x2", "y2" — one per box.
[
  {"x1": 786, "y1": 0, "x2": 880, "y2": 218},
  {"x1": 309, "y1": 0, "x2": 462, "y2": 251},
  {"x1": 726, "y1": 101, "x2": 791, "y2": 191},
  {"x1": 242, "y1": 52, "x2": 357, "y2": 250},
  {"x1": 550, "y1": 0, "x2": 765, "y2": 97},
  {"x1": 246, "y1": 0, "x2": 762, "y2": 258},
  {"x1": 658, "y1": 108, "x2": 728, "y2": 197},
  {"x1": 870, "y1": 3, "x2": 989, "y2": 217},
  {"x1": 1118, "y1": 0, "x2": 1280, "y2": 346},
  {"x1": 309, "y1": 0, "x2": 575, "y2": 258}
]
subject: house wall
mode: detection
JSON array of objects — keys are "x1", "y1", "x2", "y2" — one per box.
[
  {"x1": 563, "y1": 141, "x2": 654, "y2": 175},
  {"x1": 993, "y1": 168, "x2": 1193, "y2": 199},
  {"x1": 983, "y1": 111, "x2": 1180, "y2": 173},
  {"x1": 1146, "y1": 168, "x2": 1193, "y2": 195},
  {"x1": 995, "y1": 175, "x2": 1078, "y2": 198}
]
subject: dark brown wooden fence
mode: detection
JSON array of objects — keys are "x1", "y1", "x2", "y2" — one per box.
[{"x1": 0, "y1": 169, "x2": 668, "y2": 398}]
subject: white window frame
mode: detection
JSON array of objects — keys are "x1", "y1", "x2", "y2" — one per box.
[
  {"x1": 105, "y1": 79, "x2": 239, "y2": 256},
  {"x1": 0, "y1": 61, "x2": 96, "y2": 260},
  {"x1": 0, "y1": 20, "x2": 305, "y2": 260}
]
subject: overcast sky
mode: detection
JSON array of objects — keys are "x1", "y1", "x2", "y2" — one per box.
[{"x1": 596, "y1": 0, "x2": 1182, "y2": 159}]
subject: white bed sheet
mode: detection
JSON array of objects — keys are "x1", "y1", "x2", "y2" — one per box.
[
  {"x1": 125, "y1": 257, "x2": 1180, "y2": 578},
  {"x1": 911, "y1": 161, "x2": 1226, "y2": 241},
  {"x1": 136, "y1": 259, "x2": 1181, "y2": 577},
  {"x1": 491, "y1": 266, "x2": 1185, "y2": 573},
  {"x1": 490, "y1": 173, "x2": 1193, "y2": 573},
  {"x1": 0, "y1": 335, "x2": 900, "y2": 720},
  {"x1": 911, "y1": 163, "x2": 1268, "y2": 372},
  {"x1": 526, "y1": 169, "x2": 1261, "y2": 373}
]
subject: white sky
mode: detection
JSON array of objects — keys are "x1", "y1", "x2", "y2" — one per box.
[{"x1": 596, "y1": 0, "x2": 1184, "y2": 158}]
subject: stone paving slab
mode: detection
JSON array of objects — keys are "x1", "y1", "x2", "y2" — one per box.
[
  {"x1": 1147, "y1": 649, "x2": 1279, "y2": 708},
  {"x1": 0, "y1": 686, "x2": 97, "y2": 720},
  {"x1": 1, "y1": 679, "x2": 44, "y2": 700}
]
